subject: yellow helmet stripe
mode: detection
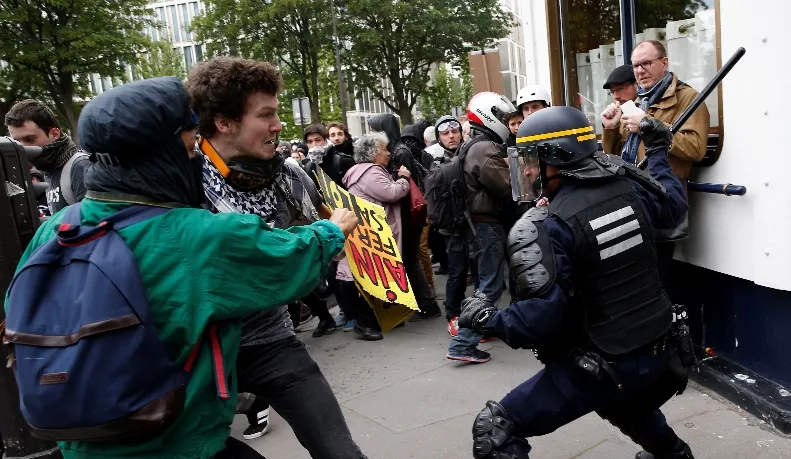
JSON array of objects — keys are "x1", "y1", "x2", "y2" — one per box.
[
  {"x1": 576, "y1": 133, "x2": 597, "y2": 142},
  {"x1": 516, "y1": 125, "x2": 594, "y2": 143}
]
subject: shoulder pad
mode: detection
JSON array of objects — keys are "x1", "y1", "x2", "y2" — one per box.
[
  {"x1": 507, "y1": 209, "x2": 556, "y2": 299},
  {"x1": 598, "y1": 154, "x2": 669, "y2": 199},
  {"x1": 525, "y1": 205, "x2": 549, "y2": 222}
]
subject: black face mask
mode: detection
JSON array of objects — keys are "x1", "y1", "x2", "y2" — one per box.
[{"x1": 224, "y1": 154, "x2": 285, "y2": 191}]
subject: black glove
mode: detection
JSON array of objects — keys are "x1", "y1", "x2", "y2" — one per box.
[
  {"x1": 638, "y1": 117, "x2": 673, "y2": 157},
  {"x1": 458, "y1": 296, "x2": 497, "y2": 335}
]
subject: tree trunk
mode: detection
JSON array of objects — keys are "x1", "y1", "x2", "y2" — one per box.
[
  {"x1": 398, "y1": 105, "x2": 414, "y2": 125},
  {"x1": 60, "y1": 98, "x2": 79, "y2": 147},
  {"x1": 309, "y1": 58, "x2": 321, "y2": 124}
]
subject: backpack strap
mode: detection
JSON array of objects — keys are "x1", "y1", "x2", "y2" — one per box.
[
  {"x1": 183, "y1": 323, "x2": 230, "y2": 400},
  {"x1": 56, "y1": 204, "x2": 169, "y2": 246},
  {"x1": 60, "y1": 152, "x2": 90, "y2": 205}
]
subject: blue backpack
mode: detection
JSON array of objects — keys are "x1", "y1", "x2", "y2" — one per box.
[{"x1": 3, "y1": 203, "x2": 228, "y2": 442}]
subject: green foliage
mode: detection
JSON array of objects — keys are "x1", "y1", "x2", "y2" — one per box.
[
  {"x1": 132, "y1": 40, "x2": 187, "y2": 81},
  {"x1": 339, "y1": 0, "x2": 512, "y2": 124},
  {"x1": 193, "y1": 0, "x2": 337, "y2": 123},
  {"x1": 421, "y1": 67, "x2": 464, "y2": 122},
  {"x1": 0, "y1": 0, "x2": 153, "y2": 143},
  {"x1": 0, "y1": 65, "x2": 46, "y2": 135}
]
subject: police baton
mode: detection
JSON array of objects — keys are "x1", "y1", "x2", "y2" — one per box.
[{"x1": 637, "y1": 47, "x2": 746, "y2": 170}]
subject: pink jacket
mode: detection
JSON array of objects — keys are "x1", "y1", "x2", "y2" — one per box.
[{"x1": 337, "y1": 163, "x2": 410, "y2": 281}]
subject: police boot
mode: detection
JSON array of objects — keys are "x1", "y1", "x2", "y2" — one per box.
[
  {"x1": 634, "y1": 440, "x2": 694, "y2": 459},
  {"x1": 472, "y1": 401, "x2": 531, "y2": 459}
]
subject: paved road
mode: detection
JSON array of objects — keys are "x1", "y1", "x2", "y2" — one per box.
[{"x1": 234, "y1": 276, "x2": 791, "y2": 459}]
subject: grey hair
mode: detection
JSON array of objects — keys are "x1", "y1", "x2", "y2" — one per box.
[{"x1": 353, "y1": 131, "x2": 389, "y2": 164}]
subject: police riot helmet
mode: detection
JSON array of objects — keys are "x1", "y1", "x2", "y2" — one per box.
[{"x1": 508, "y1": 106, "x2": 597, "y2": 201}]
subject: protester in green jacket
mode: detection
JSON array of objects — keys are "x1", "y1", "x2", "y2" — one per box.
[{"x1": 6, "y1": 77, "x2": 358, "y2": 459}]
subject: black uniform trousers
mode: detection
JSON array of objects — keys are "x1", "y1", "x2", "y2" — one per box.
[{"x1": 498, "y1": 345, "x2": 683, "y2": 457}]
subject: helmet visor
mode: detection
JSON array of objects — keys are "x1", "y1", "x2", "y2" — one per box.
[{"x1": 508, "y1": 146, "x2": 542, "y2": 202}]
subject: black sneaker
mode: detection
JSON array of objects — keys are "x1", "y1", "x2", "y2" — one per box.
[
  {"x1": 312, "y1": 318, "x2": 337, "y2": 337},
  {"x1": 408, "y1": 310, "x2": 442, "y2": 322},
  {"x1": 242, "y1": 409, "x2": 270, "y2": 440},
  {"x1": 446, "y1": 349, "x2": 491, "y2": 363}
]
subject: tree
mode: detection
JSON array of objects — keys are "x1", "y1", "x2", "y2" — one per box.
[
  {"x1": 0, "y1": 0, "x2": 153, "y2": 145},
  {"x1": 339, "y1": 0, "x2": 512, "y2": 125},
  {"x1": 0, "y1": 66, "x2": 46, "y2": 136},
  {"x1": 193, "y1": 0, "x2": 337, "y2": 123},
  {"x1": 420, "y1": 66, "x2": 474, "y2": 122},
  {"x1": 132, "y1": 41, "x2": 187, "y2": 81}
]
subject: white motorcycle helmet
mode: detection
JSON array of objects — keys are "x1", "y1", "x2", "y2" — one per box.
[
  {"x1": 515, "y1": 85, "x2": 551, "y2": 111},
  {"x1": 466, "y1": 92, "x2": 518, "y2": 143}
]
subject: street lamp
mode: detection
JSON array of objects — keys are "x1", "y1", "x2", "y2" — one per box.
[{"x1": 330, "y1": 0, "x2": 348, "y2": 126}]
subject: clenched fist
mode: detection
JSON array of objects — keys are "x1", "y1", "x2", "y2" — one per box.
[
  {"x1": 601, "y1": 102, "x2": 622, "y2": 130},
  {"x1": 329, "y1": 208, "x2": 360, "y2": 236}
]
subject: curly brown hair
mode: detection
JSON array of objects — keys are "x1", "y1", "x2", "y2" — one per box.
[{"x1": 186, "y1": 56, "x2": 283, "y2": 137}]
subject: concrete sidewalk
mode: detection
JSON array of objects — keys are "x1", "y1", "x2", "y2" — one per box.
[{"x1": 234, "y1": 277, "x2": 791, "y2": 458}]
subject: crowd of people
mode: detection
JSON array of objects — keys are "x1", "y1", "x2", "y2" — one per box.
[{"x1": 3, "y1": 38, "x2": 706, "y2": 459}]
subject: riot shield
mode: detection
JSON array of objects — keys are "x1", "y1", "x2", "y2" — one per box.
[{"x1": 0, "y1": 136, "x2": 62, "y2": 458}]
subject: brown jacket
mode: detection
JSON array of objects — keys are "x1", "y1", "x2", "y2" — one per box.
[
  {"x1": 463, "y1": 138, "x2": 511, "y2": 222},
  {"x1": 601, "y1": 74, "x2": 710, "y2": 183}
]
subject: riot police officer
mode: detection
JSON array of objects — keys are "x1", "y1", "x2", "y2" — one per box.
[{"x1": 458, "y1": 106, "x2": 694, "y2": 459}]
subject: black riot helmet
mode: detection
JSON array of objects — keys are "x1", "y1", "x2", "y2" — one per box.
[{"x1": 508, "y1": 106, "x2": 598, "y2": 201}]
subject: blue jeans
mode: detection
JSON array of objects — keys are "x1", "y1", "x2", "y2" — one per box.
[
  {"x1": 448, "y1": 222, "x2": 506, "y2": 356},
  {"x1": 467, "y1": 222, "x2": 506, "y2": 303}
]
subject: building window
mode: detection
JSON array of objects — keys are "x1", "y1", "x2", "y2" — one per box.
[
  {"x1": 181, "y1": 3, "x2": 191, "y2": 41},
  {"x1": 169, "y1": 5, "x2": 181, "y2": 42},
  {"x1": 194, "y1": 44, "x2": 203, "y2": 62},
  {"x1": 184, "y1": 45, "x2": 194, "y2": 69},
  {"x1": 157, "y1": 8, "x2": 167, "y2": 41},
  {"x1": 547, "y1": 0, "x2": 721, "y2": 161}
]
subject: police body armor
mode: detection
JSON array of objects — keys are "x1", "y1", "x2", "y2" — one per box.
[{"x1": 509, "y1": 154, "x2": 672, "y2": 357}]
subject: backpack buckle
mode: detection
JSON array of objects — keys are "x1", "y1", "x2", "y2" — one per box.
[{"x1": 57, "y1": 223, "x2": 80, "y2": 238}]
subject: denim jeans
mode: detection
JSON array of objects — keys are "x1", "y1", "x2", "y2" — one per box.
[
  {"x1": 467, "y1": 222, "x2": 506, "y2": 304},
  {"x1": 447, "y1": 222, "x2": 506, "y2": 356}
]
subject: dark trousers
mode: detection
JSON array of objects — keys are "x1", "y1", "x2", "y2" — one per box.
[
  {"x1": 428, "y1": 225, "x2": 448, "y2": 269},
  {"x1": 655, "y1": 241, "x2": 676, "y2": 302},
  {"x1": 302, "y1": 290, "x2": 333, "y2": 323},
  {"x1": 444, "y1": 234, "x2": 470, "y2": 320},
  {"x1": 236, "y1": 336, "x2": 367, "y2": 459},
  {"x1": 402, "y1": 223, "x2": 440, "y2": 314},
  {"x1": 336, "y1": 280, "x2": 379, "y2": 330},
  {"x1": 496, "y1": 347, "x2": 684, "y2": 457},
  {"x1": 214, "y1": 437, "x2": 266, "y2": 458}
]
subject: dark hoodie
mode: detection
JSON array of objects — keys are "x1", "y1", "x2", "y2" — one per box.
[
  {"x1": 368, "y1": 113, "x2": 401, "y2": 153},
  {"x1": 79, "y1": 76, "x2": 204, "y2": 208}
]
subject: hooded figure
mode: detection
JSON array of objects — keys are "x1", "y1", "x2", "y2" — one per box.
[
  {"x1": 80, "y1": 77, "x2": 205, "y2": 208},
  {"x1": 367, "y1": 113, "x2": 401, "y2": 153},
  {"x1": 16, "y1": 76, "x2": 347, "y2": 459}
]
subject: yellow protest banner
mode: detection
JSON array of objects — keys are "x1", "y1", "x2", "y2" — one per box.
[{"x1": 314, "y1": 168, "x2": 418, "y2": 332}]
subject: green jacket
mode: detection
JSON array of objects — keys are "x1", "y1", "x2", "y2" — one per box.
[{"x1": 5, "y1": 198, "x2": 346, "y2": 458}]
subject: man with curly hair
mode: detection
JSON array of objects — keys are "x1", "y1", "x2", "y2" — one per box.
[{"x1": 187, "y1": 56, "x2": 367, "y2": 458}]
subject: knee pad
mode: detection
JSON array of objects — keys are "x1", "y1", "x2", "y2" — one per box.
[{"x1": 472, "y1": 401, "x2": 530, "y2": 459}]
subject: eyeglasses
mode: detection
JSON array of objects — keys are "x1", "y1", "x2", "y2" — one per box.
[
  {"x1": 437, "y1": 120, "x2": 461, "y2": 133},
  {"x1": 607, "y1": 84, "x2": 634, "y2": 96},
  {"x1": 631, "y1": 57, "x2": 664, "y2": 71}
]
